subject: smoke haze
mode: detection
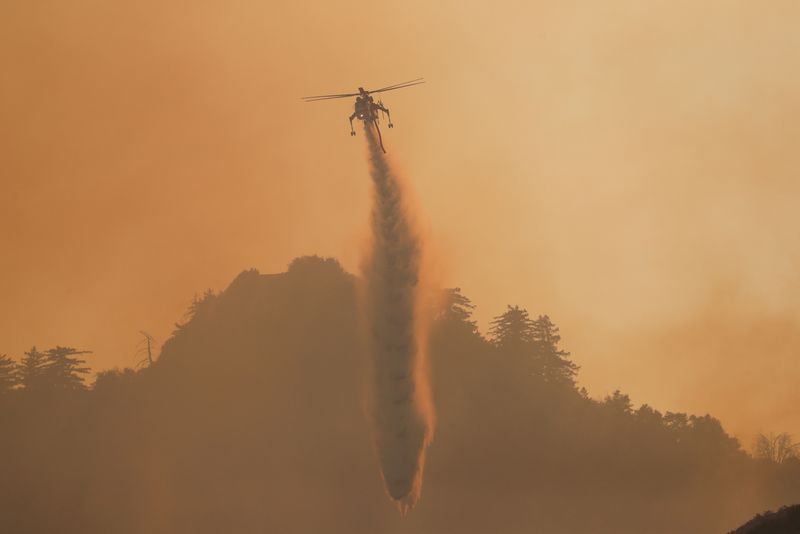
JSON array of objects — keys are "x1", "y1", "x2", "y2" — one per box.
[
  {"x1": 2, "y1": 0, "x2": 799, "y2": 445},
  {"x1": 360, "y1": 122, "x2": 433, "y2": 513}
]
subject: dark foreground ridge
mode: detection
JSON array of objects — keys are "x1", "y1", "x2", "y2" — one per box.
[
  {"x1": 730, "y1": 505, "x2": 800, "y2": 534},
  {"x1": 0, "y1": 256, "x2": 798, "y2": 534}
]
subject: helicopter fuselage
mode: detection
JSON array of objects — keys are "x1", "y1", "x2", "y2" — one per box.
[
  {"x1": 354, "y1": 96, "x2": 378, "y2": 122},
  {"x1": 348, "y1": 95, "x2": 392, "y2": 151}
]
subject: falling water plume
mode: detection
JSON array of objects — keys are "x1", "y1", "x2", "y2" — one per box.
[{"x1": 360, "y1": 121, "x2": 434, "y2": 515}]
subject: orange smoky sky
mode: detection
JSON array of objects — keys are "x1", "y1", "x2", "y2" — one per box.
[{"x1": 2, "y1": 1, "x2": 799, "y2": 442}]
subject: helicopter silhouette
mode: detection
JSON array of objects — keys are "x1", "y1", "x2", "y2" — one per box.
[{"x1": 302, "y1": 78, "x2": 424, "y2": 153}]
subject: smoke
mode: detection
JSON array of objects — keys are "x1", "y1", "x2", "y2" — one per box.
[{"x1": 360, "y1": 121, "x2": 434, "y2": 515}]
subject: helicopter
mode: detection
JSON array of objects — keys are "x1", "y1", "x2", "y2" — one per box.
[{"x1": 302, "y1": 78, "x2": 424, "y2": 153}]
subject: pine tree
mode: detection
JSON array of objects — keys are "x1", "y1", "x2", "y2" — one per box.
[
  {"x1": 489, "y1": 305, "x2": 535, "y2": 350},
  {"x1": 488, "y1": 305, "x2": 539, "y2": 379},
  {"x1": 17, "y1": 346, "x2": 48, "y2": 390},
  {"x1": 0, "y1": 354, "x2": 17, "y2": 393},
  {"x1": 438, "y1": 288, "x2": 478, "y2": 333},
  {"x1": 530, "y1": 315, "x2": 579, "y2": 386},
  {"x1": 604, "y1": 389, "x2": 634, "y2": 414},
  {"x1": 42, "y1": 346, "x2": 91, "y2": 391},
  {"x1": 489, "y1": 308, "x2": 580, "y2": 387}
]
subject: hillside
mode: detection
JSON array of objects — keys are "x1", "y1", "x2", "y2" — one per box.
[
  {"x1": 730, "y1": 505, "x2": 800, "y2": 533},
  {"x1": 0, "y1": 256, "x2": 798, "y2": 533}
]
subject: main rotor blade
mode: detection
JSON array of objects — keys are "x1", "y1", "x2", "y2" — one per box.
[
  {"x1": 301, "y1": 92, "x2": 359, "y2": 102},
  {"x1": 368, "y1": 78, "x2": 424, "y2": 93},
  {"x1": 302, "y1": 77, "x2": 425, "y2": 101},
  {"x1": 369, "y1": 80, "x2": 425, "y2": 95}
]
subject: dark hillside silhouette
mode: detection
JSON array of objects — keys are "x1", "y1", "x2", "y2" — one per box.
[
  {"x1": 0, "y1": 256, "x2": 798, "y2": 533},
  {"x1": 730, "y1": 504, "x2": 800, "y2": 533}
]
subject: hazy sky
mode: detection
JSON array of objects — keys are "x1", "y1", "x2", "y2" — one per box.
[{"x1": 2, "y1": 0, "x2": 799, "y2": 441}]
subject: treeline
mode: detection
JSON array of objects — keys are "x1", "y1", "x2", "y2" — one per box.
[
  {"x1": 429, "y1": 285, "x2": 800, "y2": 533},
  {"x1": 0, "y1": 256, "x2": 798, "y2": 533},
  {"x1": 436, "y1": 287, "x2": 798, "y2": 465},
  {"x1": 0, "y1": 347, "x2": 91, "y2": 393}
]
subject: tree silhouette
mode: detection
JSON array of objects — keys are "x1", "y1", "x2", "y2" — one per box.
[
  {"x1": 685, "y1": 414, "x2": 741, "y2": 456},
  {"x1": 438, "y1": 288, "x2": 478, "y2": 333},
  {"x1": 635, "y1": 403, "x2": 663, "y2": 422},
  {"x1": 489, "y1": 305, "x2": 538, "y2": 380},
  {"x1": 136, "y1": 331, "x2": 156, "y2": 368},
  {"x1": 663, "y1": 411, "x2": 690, "y2": 433},
  {"x1": 754, "y1": 432, "x2": 800, "y2": 464},
  {"x1": 530, "y1": 314, "x2": 579, "y2": 386},
  {"x1": 604, "y1": 389, "x2": 634, "y2": 414},
  {"x1": 0, "y1": 354, "x2": 17, "y2": 393},
  {"x1": 17, "y1": 346, "x2": 48, "y2": 390},
  {"x1": 489, "y1": 305, "x2": 535, "y2": 349},
  {"x1": 42, "y1": 346, "x2": 91, "y2": 391},
  {"x1": 490, "y1": 307, "x2": 579, "y2": 387}
]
